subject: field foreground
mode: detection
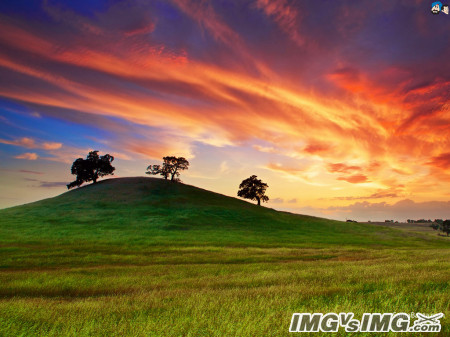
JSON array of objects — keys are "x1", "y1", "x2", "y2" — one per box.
[{"x1": 0, "y1": 178, "x2": 448, "y2": 336}]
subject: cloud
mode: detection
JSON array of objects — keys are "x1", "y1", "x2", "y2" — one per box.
[
  {"x1": 255, "y1": 0, "x2": 304, "y2": 46},
  {"x1": 171, "y1": 0, "x2": 240, "y2": 46},
  {"x1": 14, "y1": 152, "x2": 38, "y2": 160},
  {"x1": 19, "y1": 169, "x2": 44, "y2": 175},
  {"x1": 327, "y1": 163, "x2": 361, "y2": 174},
  {"x1": 42, "y1": 142, "x2": 63, "y2": 150},
  {"x1": 266, "y1": 162, "x2": 304, "y2": 176},
  {"x1": 0, "y1": 137, "x2": 35, "y2": 148},
  {"x1": 271, "y1": 197, "x2": 284, "y2": 203},
  {"x1": 0, "y1": 0, "x2": 449, "y2": 208},
  {"x1": 337, "y1": 174, "x2": 369, "y2": 184},
  {"x1": 253, "y1": 145, "x2": 278, "y2": 154},
  {"x1": 265, "y1": 162, "x2": 326, "y2": 186},
  {"x1": 330, "y1": 189, "x2": 401, "y2": 201},
  {"x1": 324, "y1": 199, "x2": 450, "y2": 222},
  {"x1": 0, "y1": 168, "x2": 45, "y2": 175},
  {"x1": 270, "y1": 197, "x2": 297, "y2": 204},
  {"x1": 24, "y1": 178, "x2": 67, "y2": 188},
  {"x1": 219, "y1": 161, "x2": 230, "y2": 174},
  {"x1": 39, "y1": 181, "x2": 67, "y2": 188},
  {"x1": 0, "y1": 137, "x2": 62, "y2": 150},
  {"x1": 428, "y1": 152, "x2": 450, "y2": 170},
  {"x1": 303, "y1": 142, "x2": 333, "y2": 155}
]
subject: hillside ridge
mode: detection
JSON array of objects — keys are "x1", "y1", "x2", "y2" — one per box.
[{"x1": 0, "y1": 177, "x2": 446, "y2": 248}]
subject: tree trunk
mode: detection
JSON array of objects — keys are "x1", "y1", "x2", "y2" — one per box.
[{"x1": 256, "y1": 197, "x2": 260, "y2": 206}]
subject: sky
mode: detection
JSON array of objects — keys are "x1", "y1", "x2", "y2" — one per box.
[{"x1": 0, "y1": 0, "x2": 449, "y2": 221}]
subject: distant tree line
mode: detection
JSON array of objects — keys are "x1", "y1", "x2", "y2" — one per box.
[
  {"x1": 407, "y1": 219, "x2": 435, "y2": 223},
  {"x1": 430, "y1": 219, "x2": 450, "y2": 236},
  {"x1": 443, "y1": 220, "x2": 450, "y2": 236}
]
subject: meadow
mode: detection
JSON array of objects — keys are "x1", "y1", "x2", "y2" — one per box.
[{"x1": 0, "y1": 177, "x2": 448, "y2": 336}]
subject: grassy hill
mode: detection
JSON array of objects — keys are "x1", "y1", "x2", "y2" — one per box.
[
  {"x1": 0, "y1": 177, "x2": 448, "y2": 336},
  {"x1": 0, "y1": 177, "x2": 444, "y2": 249}
]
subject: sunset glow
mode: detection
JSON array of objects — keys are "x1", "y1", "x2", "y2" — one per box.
[{"x1": 1, "y1": 0, "x2": 449, "y2": 221}]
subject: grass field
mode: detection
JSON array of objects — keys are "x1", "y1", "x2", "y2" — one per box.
[{"x1": 0, "y1": 177, "x2": 448, "y2": 336}]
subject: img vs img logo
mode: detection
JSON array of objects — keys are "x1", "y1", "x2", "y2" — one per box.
[{"x1": 431, "y1": 2, "x2": 449, "y2": 14}]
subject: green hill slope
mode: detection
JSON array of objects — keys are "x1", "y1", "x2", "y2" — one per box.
[
  {"x1": 1, "y1": 178, "x2": 449, "y2": 337},
  {"x1": 0, "y1": 177, "x2": 443, "y2": 249}
]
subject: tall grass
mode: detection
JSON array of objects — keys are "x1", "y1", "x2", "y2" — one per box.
[{"x1": 0, "y1": 178, "x2": 448, "y2": 336}]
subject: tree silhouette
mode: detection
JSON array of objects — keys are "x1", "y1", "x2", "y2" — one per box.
[
  {"x1": 146, "y1": 156, "x2": 189, "y2": 181},
  {"x1": 146, "y1": 164, "x2": 170, "y2": 180},
  {"x1": 442, "y1": 220, "x2": 450, "y2": 236},
  {"x1": 67, "y1": 151, "x2": 115, "y2": 189},
  {"x1": 237, "y1": 175, "x2": 269, "y2": 206}
]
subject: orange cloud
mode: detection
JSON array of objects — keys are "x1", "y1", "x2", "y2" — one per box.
[
  {"x1": 0, "y1": 5, "x2": 448, "y2": 202},
  {"x1": 428, "y1": 153, "x2": 450, "y2": 171},
  {"x1": 337, "y1": 174, "x2": 369, "y2": 184},
  {"x1": 42, "y1": 142, "x2": 63, "y2": 150},
  {"x1": 0, "y1": 137, "x2": 35, "y2": 148},
  {"x1": 266, "y1": 162, "x2": 305, "y2": 175},
  {"x1": 0, "y1": 137, "x2": 62, "y2": 150},
  {"x1": 327, "y1": 163, "x2": 361, "y2": 174},
  {"x1": 331, "y1": 188, "x2": 403, "y2": 201},
  {"x1": 14, "y1": 152, "x2": 38, "y2": 160},
  {"x1": 303, "y1": 142, "x2": 333, "y2": 155}
]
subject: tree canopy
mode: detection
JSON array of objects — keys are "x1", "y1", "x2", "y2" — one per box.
[
  {"x1": 146, "y1": 156, "x2": 189, "y2": 182},
  {"x1": 442, "y1": 220, "x2": 450, "y2": 236},
  {"x1": 237, "y1": 175, "x2": 269, "y2": 206},
  {"x1": 67, "y1": 151, "x2": 115, "y2": 189}
]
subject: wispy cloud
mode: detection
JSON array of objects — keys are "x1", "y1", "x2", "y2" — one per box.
[
  {"x1": 19, "y1": 169, "x2": 44, "y2": 175},
  {"x1": 329, "y1": 189, "x2": 402, "y2": 201},
  {"x1": 337, "y1": 174, "x2": 369, "y2": 184},
  {"x1": 255, "y1": 0, "x2": 304, "y2": 46},
  {"x1": 0, "y1": 137, "x2": 62, "y2": 150},
  {"x1": 0, "y1": 1, "x2": 448, "y2": 212},
  {"x1": 14, "y1": 152, "x2": 38, "y2": 160},
  {"x1": 25, "y1": 178, "x2": 66, "y2": 188},
  {"x1": 324, "y1": 199, "x2": 450, "y2": 222}
]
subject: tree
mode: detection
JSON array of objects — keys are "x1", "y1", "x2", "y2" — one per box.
[
  {"x1": 146, "y1": 156, "x2": 189, "y2": 181},
  {"x1": 67, "y1": 151, "x2": 115, "y2": 189},
  {"x1": 442, "y1": 220, "x2": 450, "y2": 236},
  {"x1": 145, "y1": 164, "x2": 169, "y2": 180},
  {"x1": 237, "y1": 175, "x2": 269, "y2": 206}
]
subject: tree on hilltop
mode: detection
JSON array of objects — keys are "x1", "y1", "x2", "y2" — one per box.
[
  {"x1": 146, "y1": 156, "x2": 189, "y2": 182},
  {"x1": 67, "y1": 151, "x2": 115, "y2": 189},
  {"x1": 237, "y1": 175, "x2": 269, "y2": 206}
]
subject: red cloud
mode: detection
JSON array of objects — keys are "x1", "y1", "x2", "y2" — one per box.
[
  {"x1": 303, "y1": 142, "x2": 332, "y2": 155},
  {"x1": 256, "y1": 0, "x2": 304, "y2": 45},
  {"x1": 0, "y1": 2, "x2": 448, "y2": 199},
  {"x1": 428, "y1": 153, "x2": 450, "y2": 170},
  {"x1": 327, "y1": 163, "x2": 361, "y2": 174},
  {"x1": 337, "y1": 174, "x2": 369, "y2": 184}
]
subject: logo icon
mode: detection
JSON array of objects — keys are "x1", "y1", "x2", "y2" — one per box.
[
  {"x1": 410, "y1": 313, "x2": 444, "y2": 332},
  {"x1": 290, "y1": 312, "x2": 444, "y2": 333},
  {"x1": 431, "y1": 1, "x2": 442, "y2": 14},
  {"x1": 442, "y1": 4, "x2": 449, "y2": 14}
]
